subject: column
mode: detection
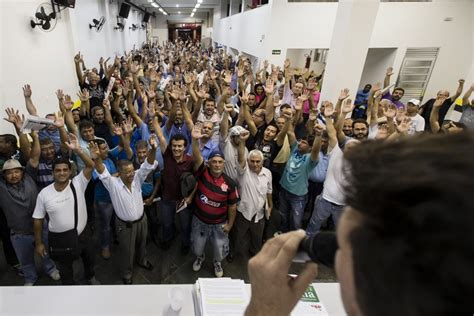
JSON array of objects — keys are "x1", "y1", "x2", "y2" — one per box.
[{"x1": 319, "y1": 0, "x2": 380, "y2": 104}]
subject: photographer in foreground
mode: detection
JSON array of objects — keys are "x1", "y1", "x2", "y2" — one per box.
[{"x1": 245, "y1": 131, "x2": 474, "y2": 316}]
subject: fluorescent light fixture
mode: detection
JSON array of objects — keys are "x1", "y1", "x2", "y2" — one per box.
[
  {"x1": 190, "y1": 13, "x2": 194, "y2": 17},
  {"x1": 148, "y1": 0, "x2": 153, "y2": 2},
  {"x1": 197, "y1": 0, "x2": 203, "y2": 3},
  {"x1": 196, "y1": 3, "x2": 201, "y2": 8},
  {"x1": 192, "y1": 8, "x2": 196, "y2": 12},
  {"x1": 151, "y1": 2, "x2": 158, "y2": 7},
  {"x1": 176, "y1": 4, "x2": 179, "y2": 7},
  {"x1": 158, "y1": 7, "x2": 164, "y2": 12},
  {"x1": 178, "y1": 11, "x2": 181, "y2": 14},
  {"x1": 163, "y1": 12, "x2": 168, "y2": 15}
]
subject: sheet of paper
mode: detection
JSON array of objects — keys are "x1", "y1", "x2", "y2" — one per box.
[{"x1": 198, "y1": 278, "x2": 249, "y2": 316}]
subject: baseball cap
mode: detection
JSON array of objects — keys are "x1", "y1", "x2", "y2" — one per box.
[
  {"x1": 229, "y1": 125, "x2": 247, "y2": 137},
  {"x1": 2, "y1": 159, "x2": 23, "y2": 172},
  {"x1": 407, "y1": 99, "x2": 421, "y2": 106},
  {"x1": 208, "y1": 150, "x2": 225, "y2": 160}
]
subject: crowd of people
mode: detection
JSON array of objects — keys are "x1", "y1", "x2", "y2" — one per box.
[{"x1": 0, "y1": 40, "x2": 473, "y2": 287}]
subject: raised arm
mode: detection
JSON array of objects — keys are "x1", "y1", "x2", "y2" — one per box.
[
  {"x1": 384, "y1": 67, "x2": 394, "y2": 89},
  {"x1": 65, "y1": 133, "x2": 94, "y2": 180},
  {"x1": 263, "y1": 79, "x2": 276, "y2": 124},
  {"x1": 322, "y1": 105, "x2": 337, "y2": 152},
  {"x1": 335, "y1": 99, "x2": 354, "y2": 146},
  {"x1": 191, "y1": 124, "x2": 204, "y2": 171},
  {"x1": 219, "y1": 104, "x2": 233, "y2": 140},
  {"x1": 276, "y1": 115, "x2": 291, "y2": 147},
  {"x1": 62, "y1": 93, "x2": 79, "y2": 137},
  {"x1": 451, "y1": 79, "x2": 465, "y2": 102},
  {"x1": 74, "y1": 52, "x2": 85, "y2": 86},
  {"x1": 77, "y1": 89, "x2": 91, "y2": 119},
  {"x1": 120, "y1": 117, "x2": 134, "y2": 160},
  {"x1": 462, "y1": 84, "x2": 474, "y2": 107},
  {"x1": 241, "y1": 94, "x2": 258, "y2": 136},
  {"x1": 4, "y1": 108, "x2": 30, "y2": 160},
  {"x1": 237, "y1": 130, "x2": 250, "y2": 169},
  {"x1": 430, "y1": 96, "x2": 446, "y2": 134},
  {"x1": 310, "y1": 123, "x2": 324, "y2": 162},
  {"x1": 22, "y1": 84, "x2": 38, "y2": 116}
]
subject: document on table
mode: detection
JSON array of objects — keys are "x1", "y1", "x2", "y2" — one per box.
[
  {"x1": 195, "y1": 278, "x2": 249, "y2": 316},
  {"x1": 291, "y1": 284, "x2": 329, "y2": 316}
]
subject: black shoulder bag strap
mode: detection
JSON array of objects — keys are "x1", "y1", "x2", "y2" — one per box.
[{"x1": 70, "y1": 182, "x2": 78, "y2": 232}]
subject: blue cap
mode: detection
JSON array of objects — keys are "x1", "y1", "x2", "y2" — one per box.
[{"x1": 208, "y1": 150, "x2": 225, "y2": 160}]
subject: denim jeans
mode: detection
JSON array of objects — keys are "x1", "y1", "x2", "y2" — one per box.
[
  {"x1": 191, "y1": 216, "x2": 229, "y2": 262},
  {"x1": 10, "y1": 223, "x2": 56, "y2": 284},
  {"x1": 95, "y1": 201, "x2": 114, "y2": 250},
  {"x1": 306, "y1": 195, "x2": 344, "y2": 236},
  {"x1": 159, "y1": 199, "x2": 192, "y2": 247},
  {"x1": 279, "y1": 188, "x2": 308, "y2": 232}
]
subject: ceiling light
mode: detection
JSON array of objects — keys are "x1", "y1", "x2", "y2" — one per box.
[
  {"x1": 190, "y1": 13, "x2": 194, "y2": 17},
  {"x1": 192, "y1": 8, "x2": 196, "y2": 12},
  {"x1": 151, "y1": 2, "x2": 158, "y2": 7},
  {"x1": 163, "y1": 12, "x2": 168, "y2": 15},
  {"x1": 178, "y1": 11, "x2": 181, "y2": 14},
  {"x1": 196, "y1": 3, "x2": 201, "y2": 8},
  {"x1": 176, "y1": 4, "x2": 179, "y2": 7},
  {"x1": 197, "y1": 0, "x2": 203, "y2": 3},
  {"x1": 158, "y1": 7, "x2": 163, "y2": 12}
]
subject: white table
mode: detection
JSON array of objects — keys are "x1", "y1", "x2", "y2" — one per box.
[{"x1": 0, "y1": 283, "x2": 346, "y2": 315}]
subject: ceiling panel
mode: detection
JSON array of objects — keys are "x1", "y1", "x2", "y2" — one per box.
[{"x1": 131, "y1": 0, "x2": 219, "y2": 15}]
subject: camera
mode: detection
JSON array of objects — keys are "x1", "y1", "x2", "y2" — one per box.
[{"x1": 293, "y1": 231, "x2": 338, "y2": 268}]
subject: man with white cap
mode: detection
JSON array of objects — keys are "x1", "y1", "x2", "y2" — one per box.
[
  {"x1": 405, "y1": 98, "x2": 425, "y2": 135},
  {"x1": 0, "y1": 156, "x2": 60, "y2": 285}
]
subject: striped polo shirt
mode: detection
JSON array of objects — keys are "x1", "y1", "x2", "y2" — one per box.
[{"x1": 194, "y1": 163, "x2": 239, "y2": 224}]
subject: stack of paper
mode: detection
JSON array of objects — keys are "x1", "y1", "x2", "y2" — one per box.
[
  {"x1": 20, "y1": 115, "x2": 55, "y2": 133},
  {"x1": 193, "y1": 278, "x2": 249, "y2": 316}
]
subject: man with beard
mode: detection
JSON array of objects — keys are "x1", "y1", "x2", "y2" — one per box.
[
  {"x1": 342, "y1": 118, "x2": 354, "y2": 137},
  {"x1": 382, "y1": 67, "x2": 405, "y2": 110}
]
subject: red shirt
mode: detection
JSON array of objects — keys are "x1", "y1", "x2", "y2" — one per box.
[
  {"x1": 162, "y1": 147, "x2": 194, "y2": 201},
  {"x1": 194, "y1": 163, "x2": 239, "y2": 224}
]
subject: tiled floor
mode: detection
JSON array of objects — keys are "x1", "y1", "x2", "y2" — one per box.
[{"x1": 0, "y1": 209, "x2": 337, "y2": 286}]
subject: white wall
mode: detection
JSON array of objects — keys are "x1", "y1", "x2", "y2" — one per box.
[
  {"x1": 0, "y1": 0, "x2": 146, "y2": 134},
  {"x1": 213, "y1": 0, "x2": 473, "y2": 102},
  {"x1": 358, "y1": 48, "x2": 397, "y2": 90}
]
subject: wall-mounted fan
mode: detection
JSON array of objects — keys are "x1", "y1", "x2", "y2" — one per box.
[
  {"x1": 30, "y1": 3, "x2": 57, "y2": 32},
  {"x1": 89, "y1": 16, "x2": 106, "y2": 32}
]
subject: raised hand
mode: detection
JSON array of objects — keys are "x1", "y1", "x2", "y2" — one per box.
[
  {"x1": 383, "y1": 103, "x2": 397, "y2": 119},
  {"x1": 386, "y1": 67, "x2": 394, "y2": 77},
  {"x1": 130, "y1": 61, "x2": 139, "y2": 74},
  {"x1": 458, "y1": 79, "x2": 465, "y2": 85},
  {"x1": 433, "y1": 96, "x2": 447, "y2": 108},
  {"x1": 240, "y1": 91, "x2": 250, "y2": 104},
  {"x1": 341, "y1": 98, "x2": 354, "y2": 114},
  {"x1": 56, "y1": 89, "x2": 65, "y2": 101},
  {"x1": 77, "y1": 89, "x2": 90, "y2": 102},
  {"x1": 149, "y1": 135, "x2": 158, "y2": 149},
  {"x1": 112, "y1": 123, "x2": 123, "y2": 136},
  {"x1": 298, "y1": 92, "x2": 309, "y2": 103},
  {"x1": 224, "y1": 71, "x2": 232, "y2": 84},
  {"x1": 338, "y1": 88, "x2": 350, "y2": 101},
  {"x1": 264, "y1": 79, "x2": 274, "y2": 95},
  {"x1": 224, "y1": 103, "x2": 234, "y2": 114},
  {"x1": 63, "y1": 95, "x2": 73, "y2": 111},
  {"x1": 145, "y1": 88, "x2": 156, "y2": 99},
  {"x1": 323, "y1": 102, "x2": 335, "y2": 118},
  {"x1": 184, "y1": 72, "x2": 192, "y2": 85},
  {"x1": 65, "y1": 133, "x2": 80, "y2": 151},
  {"x1": 122, "y1": 116, "x2": 133, "y2": 134},
  {"x1": 314, "y1": 123, "x2": 325, "y2": 136},
  {"x1": 396, "y1": 117, "x2": 411, "y2": 134},
  {"x1": 23, "y1": 84, "x2": 32, "y2": 98},
  {"x1": 88, "y1": 141, "x2": 100, "y2": 160},
  {"x1": 4, "y1": 108, "x2": 24, "y2": 130},
  {"x1": 53, "y1": 111, "x2": 65, "y2": 128},
  {"x1": 239, "y1": 129, "x2": 250, "y2": 141},
  {"x1": 191, "y1": 123, "x2": 203, "y2": 139},
  {"x1": 237, "y1": 65, "x2": 245, "y2": 78},
  {"x1": 284, "y1": 58, "x2": 291, "y2": 69},
  {"x1": 74, "y1": 52, "x2": 82, "y2": 64},
  {"x1": 122, "y1": 80, "x2": 130, "y2": 97}
]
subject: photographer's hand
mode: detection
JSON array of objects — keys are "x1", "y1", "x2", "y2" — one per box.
[{"x1": 245, "y1": 230, "x2": 318, "y2": 316}]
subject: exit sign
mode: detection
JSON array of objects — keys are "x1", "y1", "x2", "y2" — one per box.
[{"x1": 272, "y1": 50, "x2": 281, "y2": 55}]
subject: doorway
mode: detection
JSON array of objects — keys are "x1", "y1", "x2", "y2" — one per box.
[{"x1": 168, "y1": 23, "x2": 202, "y2": 42}]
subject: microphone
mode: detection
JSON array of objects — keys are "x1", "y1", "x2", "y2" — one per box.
[{"x1": 294, "y1": 232, "x2": 338, "y2": 268}]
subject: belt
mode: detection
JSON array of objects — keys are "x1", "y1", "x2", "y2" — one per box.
[{"x1": 117, "y1": 213, "x2": 144, "y2": 227}]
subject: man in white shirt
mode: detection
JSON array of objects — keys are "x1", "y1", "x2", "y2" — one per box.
[
  {"x1": 405, "y1": 99, "x2": 425, "y2": 134},
  {"x1": 234, "y1": 138, "x2": 273, "y2": 257},
  {"x1": 90, "y1": 137, "x2": 159, "y2": 285},
  {"x1": 33, "y1": 134, "x2": 97, "y2": 285}
]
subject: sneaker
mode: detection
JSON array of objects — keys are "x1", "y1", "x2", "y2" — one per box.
[
  {"x1": 49, "y1": 270, "x2": 61, "y2": 281},
  {"x1": 213, "y1": 261, "x2": 224, "y2": 278},
  {"x1": 273, "y1": 231, "x2": 282, "y2": 237},
  {"x1": 192, "y1": 257, "x2": 204, "y2": 272},
  {"x1": 87, "y1": 276, "x2": 101, "y2": 285},
  {"x1": 101, "y1": 248, "x2": 111, "y2": 260},
  {"x1": 24, "y1": 282, "x2": 34, "y2": 286}
]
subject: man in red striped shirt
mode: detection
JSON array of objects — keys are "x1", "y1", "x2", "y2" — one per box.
[{"x1": 190, "y1": 124, "x2": 238, "y2": 277}]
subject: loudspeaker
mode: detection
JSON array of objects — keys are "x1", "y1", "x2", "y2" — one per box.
[
  {"x1": 119, "y1": 3, "x2": 131, "y2": 19},
  {"x1": 54, "y1": 0, "x2": 75, "y2": 8},
  {"x1": 143, "y1": 12, "x2": 151, "y2": 23}
]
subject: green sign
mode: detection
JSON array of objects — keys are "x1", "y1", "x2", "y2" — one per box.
[
  {"x1": 300, "y1": 285, "x2": 320, "y2": 303},
  {"x1": 272, "y1": 50, "x2": 281, "y2": 55}
]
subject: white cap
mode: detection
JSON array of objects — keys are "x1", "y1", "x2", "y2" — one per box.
[{"x1": 408, "y1": 99, "x2": 420, "y2": 106}]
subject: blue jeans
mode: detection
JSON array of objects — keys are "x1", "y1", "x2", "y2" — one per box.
[
  {"x1": 159, "y1": 199, "x2": 192, "y2": 247},
  {"x1": 95, "y1": 201, "x2": 114, "y2": 250},
  {"x1": 279, "y1": 188, "x2": 308, "y2": 232},
  {"x1": 10, "y1": 225, "x2": 56, "y2": 284},
  {"x1": 191, "y1": 216, "x2": 229, "y2": 262},
  {"x1": 306, "y1": 195, "x2": 344, "y2": 235}
]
